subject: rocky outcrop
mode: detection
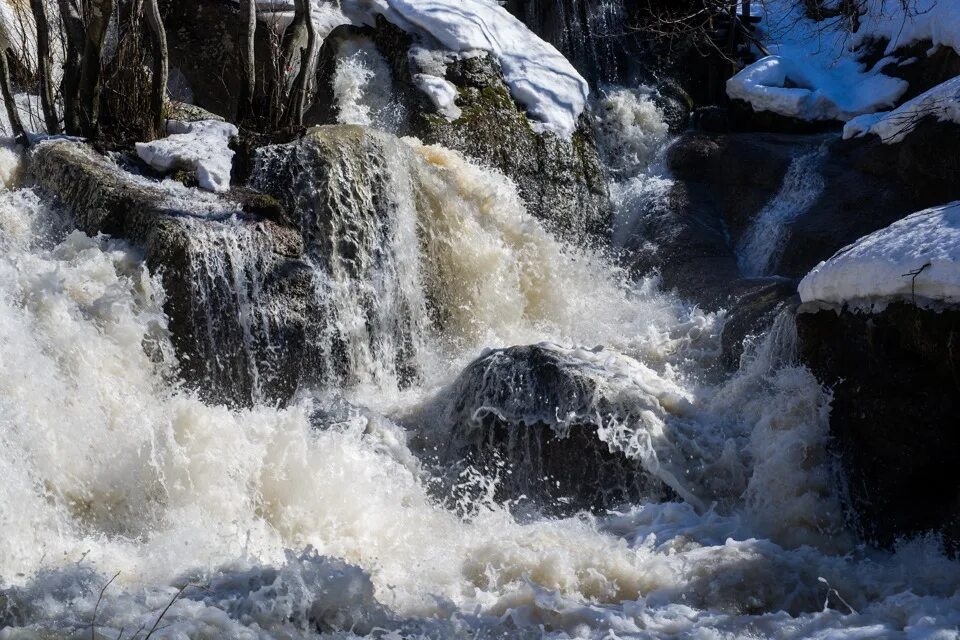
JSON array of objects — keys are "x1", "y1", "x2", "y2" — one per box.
[
  {"x1": 308, "y1": 20, "x2": 612, "y2": 241},
  {"x1": 29, "y1": 139, "x2": 317, "y2": 407},
  {"x1": 409, "y1": 344, "x2": 676, "y2": 514},
  {"x1": 796, "y1": 303, "x2": 960, "y2": 550},
  {"x1": 661, "y1": 119, "x2": 960, "y2": 291}
]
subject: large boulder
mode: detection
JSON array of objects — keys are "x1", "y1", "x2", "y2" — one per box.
[
  {"x1": 307, "y1": 19, "x2": 612, "y2": 241},
  {"x1": 28, "y1": 139, "x2": 318, "y2": 407},
  {"x1": 406, "y1": 344, "x2": 692, "y2": 514},
  {"x1": 796, "y1": 303, "x2": 960, "y2": 550}
]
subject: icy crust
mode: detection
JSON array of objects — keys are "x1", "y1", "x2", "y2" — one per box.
[
  {"x1": 799, "y1": 201, "x2": 960, "y2": 308},
  {"x1": 135, "y1": 120, "x2": 238, "y2": 193},
  {"x1": 844, "y1": 75, "x2": 960, "y2": 143},
  {"x1": 726, "y1": 0, "x2": 907, "y2": 121},
  {"x1": 343, "y1": 0, "x2": 589, "y2": 137}
]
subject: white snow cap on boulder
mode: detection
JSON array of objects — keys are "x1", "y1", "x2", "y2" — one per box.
[
  {"x1": 136, "y1": 120, "x2": 238, "y2": 193},
  {"x1": 343, "y1": 0, "x2": 589, "y2": 137},
  {"x1": 799, "y1": 202, "x2": 960, "y2": 308}
]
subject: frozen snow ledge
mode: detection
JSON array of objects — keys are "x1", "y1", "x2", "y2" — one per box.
[
  {"x1": 798, "y1": 202, "x2": 960, "y2": 311},
  {"x1": 843, "y1": 76, "x2": 960, "y2": 143},
  {"x1": 136, "y1": 120, "x2": 238, "y2": 193},
  {"x1": 342, "y1": 0, "x2": 588, "y2": 137},
  {"x1": 726, "y1": 54, "x2": 906, "y2": 121}
]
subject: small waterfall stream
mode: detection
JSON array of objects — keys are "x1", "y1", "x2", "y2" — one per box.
[{"x1": 737, "y1": 145, "x2": 828, "y2": 277}]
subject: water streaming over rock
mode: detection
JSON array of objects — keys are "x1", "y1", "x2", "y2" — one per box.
[
  {"x1": 737, "y1": 145, "x2": 828, "y2": 277},
  {"x1": 505, "y1": 0, "x2": 643, "y2": 86},
  {"x1": 2, "y1": 95, "x2": 960, "y2": 639}
]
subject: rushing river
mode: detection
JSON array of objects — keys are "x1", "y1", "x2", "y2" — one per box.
[{"x1": 1, "y1": 81, "x2": 959, "y2": 639}]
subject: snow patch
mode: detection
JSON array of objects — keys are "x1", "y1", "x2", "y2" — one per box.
[
  {"x1": 136, "y1": 120, "x2": 238, "y2": 193},
  {"x1": 343, "y1": 0, "x2": 588, "y2": 137},
  {"x1": 414, "y1": 73, "x2": 462, "y2": 120},
  {"x1": 843, "y1": 75, "x2": 960, "y2": 143},
  {"x1": 727, "y1": 0, "x2": 907, "y2": 121},
  {"x1": 799, "y1": 201, "x2": 960, "y2": 308}
]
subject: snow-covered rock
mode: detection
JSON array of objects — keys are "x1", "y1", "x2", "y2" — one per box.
[
  {"x1": 727, "y1": 54, "x2": 905, "y2": 121},
  {"x1": 799, "y1": 201, "x2": 960, "y2": 307},
  {"x1": 136, "y1": 120, "x2": 238, "y2": 193},
  {"x1": 343, "y1": 0, "x2": 588, "y2": 137},
  {"x1": 853, "y1": 0, "x2": 960, "y2": 55},
  {"x1": 726, "y1": 0, "x2": 907, "y2": 121},
  {"x1": 843, "y1": 75, "x2": 960, "y2": 143}
]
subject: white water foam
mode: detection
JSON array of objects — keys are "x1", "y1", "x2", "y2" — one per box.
[{"x1": 333, "y1": 38, "x2": 405, "y2": 133}]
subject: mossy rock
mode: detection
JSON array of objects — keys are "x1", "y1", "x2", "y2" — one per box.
[{"x1": 309, "y1": 22, "x2": 612, "y2": 242}]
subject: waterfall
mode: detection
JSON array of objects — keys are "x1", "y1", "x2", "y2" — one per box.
[
  {"x1": 178, "y1": 218, "x2": 284, "y2": 405},
  {"x1": 4, "y1": 119, "x2": 960, "y2": 638},
  {"x1": 508, "y1": 0, "x2": 641, "y2": 85},
  {"x1": 737, "y1": 145, "x2": 828, "y2": 277}
]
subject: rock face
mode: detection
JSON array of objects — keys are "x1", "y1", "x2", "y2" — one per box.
[
  {"x1": 661, "y1": 120, "x2": 960, "y2": 294},
  {"x1": 796, "y1": 303, "x2": 960, "y2": 550},
  {"x1": 308, "y1": 20, "x2": 612, "y2": 241},
  {"x1": 410, "y1": 344, "x2": 675, "y2": 514},
  {"x1": 502, "y1": 0, "x2": 646, "y2": 86},
  {"x1": 251, "y1": 125, "x2": 429, "y2": 390},
  {"x1": 29, "y1": 139, "x2": 317, "y2": 407}
]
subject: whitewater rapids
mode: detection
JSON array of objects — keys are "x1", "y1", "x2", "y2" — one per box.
[{"x1": 1, "y1": 104, "x2": 960, "y2": 638}]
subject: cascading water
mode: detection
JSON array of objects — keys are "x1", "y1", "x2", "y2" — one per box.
[
  {"x1": 3, "y1": 99, "x2": 960, "y2": 639},
  {"x1": 505, "y1": 0, "x2": 642, "y2": 86},
  {"x1": 737, "y1": 145, "x2": 828, "y2": 277}
]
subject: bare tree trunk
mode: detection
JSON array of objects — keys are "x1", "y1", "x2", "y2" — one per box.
[
  {"x1": 276, "y1": 0, "x2": 307, "y2": 128},
  {"x1": 78, "y1": 0, "x2": 115, "y2": 140},
  {"x1": 286, "y1": 0, "x2": 315, "y2": 127},
  {"x1": 237, "y1": 0, "x2": 256, "y2": 126},
  {"x1": 58, "y1": 0, "x2": 85, "y2": 135},
  {"x1": 30, "y1": 0, "x2": 60, "y2": 133},
  {"x1": 143, "y1": 0, "x2": 168, "y2": 137},
  {"x1": 0, "y1": 51, "x2": 27, "y2": 145}
]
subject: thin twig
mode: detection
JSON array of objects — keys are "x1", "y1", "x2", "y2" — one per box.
[
  {"x1": 92, "y1": 571, "x2": 121, "y2": 640},
  {"x1": 142, "y1": 583, "x2": 191, "y2": 640}
]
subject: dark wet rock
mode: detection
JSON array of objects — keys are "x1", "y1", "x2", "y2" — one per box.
[
  {"x1": 653, "y1": 79, "x2": 694, "y2": 133},
  {"x1": 622, "y1": 176, "x2": 740, "y2": 308},
  {"x1": 727, "y1": 99, "x2": 843, "y2": 134},
  {"x1": 28, "y1": 139, "x2": 316, "y2": 407},
  {"x1": 860, "y1": 38, "x2": 960, "y2": 102},
  {"x1": 659, "y1": 122, "x2": 960, "y2": 290},
  {"x1": 668, "y1": 132, "x2": 796, "y2": 239},
  {"x1": 720, "y1": 279, "x2": 799, "y2": 368},
  {"x1": 307, "y1": 20, "x2": 612, "y2": 241},
  {"x1": 796, "y1": 303, "x2": 960, "y2": 550},
  {"x1": 410, "y1": 344, "x2": 675, "y2": 514}
]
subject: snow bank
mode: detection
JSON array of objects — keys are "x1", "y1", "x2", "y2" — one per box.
[
  {"x1": 853, "y1": 0, "x2": 960, "y2": 55},
  {"x1": 343, "y1": 0, "x2": 588, "y2": 137},
  {"x1": 727, "y1": 54, "x2": 905, "y2": 121},
  {"x1": 844, "y1": 75, "x2": 960, "y2": 143},
  {"x1": 136, "y1": 120, "x2": 237, "y2": 193},
  {"x1": 799, "y1": 201, "x2": 960, "y2": 307},
  {"x1": 727, "y1": 0, "x2": 906, "y2": 121}
]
